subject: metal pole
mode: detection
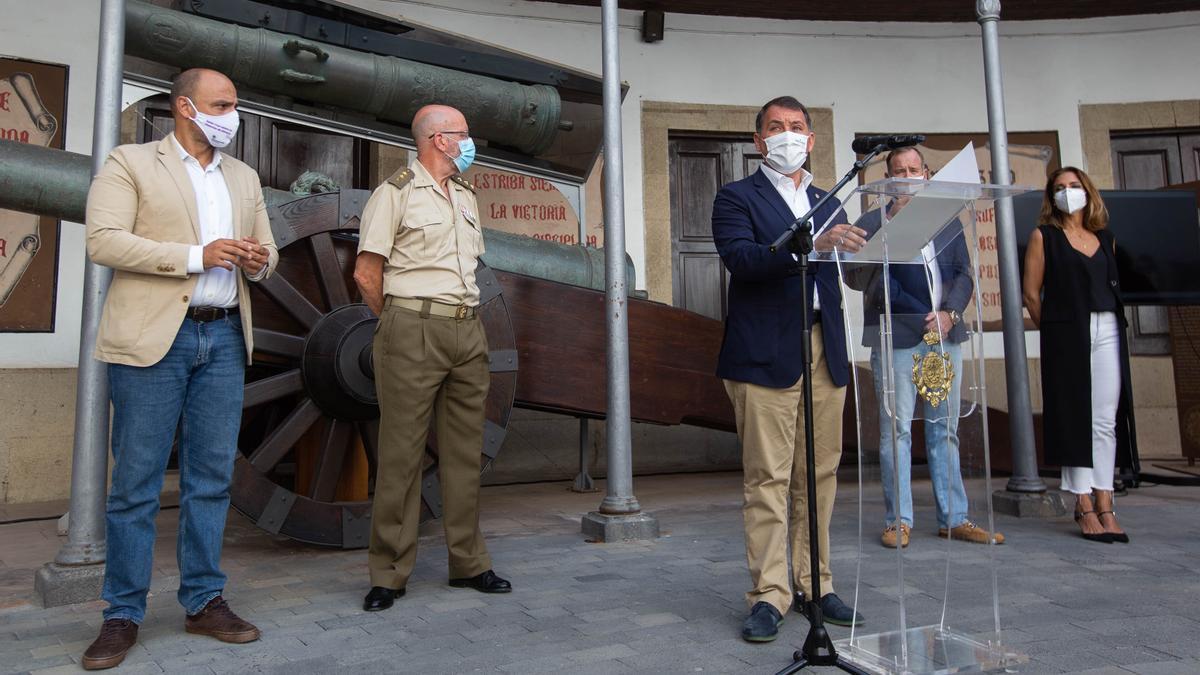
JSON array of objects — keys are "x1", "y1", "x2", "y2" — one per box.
[
  {"x1": 55, "y1": 0, "x2": 126, "y2": 565},
  {"x1": 977, "y1": 0, "x2": 1046, "y2": 493},
  {"x1": 597, "y1": 0, "x2": 640, "y2": 515}
]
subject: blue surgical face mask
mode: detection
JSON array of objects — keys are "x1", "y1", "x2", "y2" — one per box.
[{"x1": 449, "y1": 137, "x2": 475, "y2": 173}]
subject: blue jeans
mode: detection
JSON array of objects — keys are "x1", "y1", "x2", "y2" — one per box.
[
  {"x1": 102, "y1": 316, "x2": 245, "y2": 623},
  {"x1": 870, "y1": 340, "x2": 967, "y2": 530}
]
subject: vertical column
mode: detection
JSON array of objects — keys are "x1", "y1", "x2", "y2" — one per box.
[
  {"x1": 581, "y1": 0, "x2": 658, "y2": 541},
  {"x1": 35, "y1": 0, "x2": 125, "y2": 606},
  {"x1": 977, "y1": 1, "x2": 1058, "y2": 512}
]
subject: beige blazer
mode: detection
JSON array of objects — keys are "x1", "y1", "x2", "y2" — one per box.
[{"x1": 86, "y1": 136, "x2": 279, "y2": 367}]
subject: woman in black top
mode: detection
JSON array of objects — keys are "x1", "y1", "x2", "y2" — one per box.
[{"x1": 1022, "y1": 167, "x2": 1132, "y2": 543}]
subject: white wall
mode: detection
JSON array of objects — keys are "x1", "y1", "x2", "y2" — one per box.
[
  {"x1": 357, "y1": 1, "x2": 1200, "y2": 267},
  {"x1": 0, "y1": 0, "x2": 99, "y2": 367},
  {"x1": 357, "y1": 0, "x2": 1200, "y2": 361}
]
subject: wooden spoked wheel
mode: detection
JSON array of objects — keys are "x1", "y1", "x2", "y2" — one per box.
[{"x1": 229, "y1": 191, "x2": 517, "y2": 548}]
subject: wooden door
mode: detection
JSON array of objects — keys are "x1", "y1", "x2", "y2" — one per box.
[
  {"x1": 669, "y1": 135, "x2": 760, "y2": 321},
  {"x1": 1181, "y1": 134, "x2": 1200, "y2": 183},
  {"x1": 1110, "y1": 134, "x2": 1183, "y2": 189}
]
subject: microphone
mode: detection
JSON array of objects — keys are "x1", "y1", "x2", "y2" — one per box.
[{"x1": 851, "y1": 134, "x2": 926, "y2": 154}]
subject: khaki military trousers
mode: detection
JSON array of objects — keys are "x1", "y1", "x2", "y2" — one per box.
[
  {"x1": 724, "y1": 324, "x2": 847, "y2": 614},
  {"x1": 368, "y1": 302, "x2": 492, "y2": 589}
]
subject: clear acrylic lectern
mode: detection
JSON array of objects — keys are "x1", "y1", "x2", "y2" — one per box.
[{"x1": 809, "y1": 177, "x2": 1035, "y2": 674}]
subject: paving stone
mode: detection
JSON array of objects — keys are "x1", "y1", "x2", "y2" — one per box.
[
  {"x1": 5, "y1": 475, "x2": 1200, "y2": 674},
  {"x1": 632, "y1": 611, "x2": 686, "y2": 627},
  {"x1": 1121, "y1": 660, "x2": 1200, "y2": 675}
]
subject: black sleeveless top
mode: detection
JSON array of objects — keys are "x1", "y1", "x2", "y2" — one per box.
[
  {"x1": 1077, "y1": 246, "x2": 1118, "y2": 312},
  {"x1": 1039, "y1": 225, "x2": 1123, "y2": 324}
]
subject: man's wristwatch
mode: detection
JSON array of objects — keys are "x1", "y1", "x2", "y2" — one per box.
[{"x1": 945, "y1": 309, "x2": 961, "y2": 326}]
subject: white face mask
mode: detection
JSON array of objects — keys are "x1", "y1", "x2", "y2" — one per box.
[
  {"x1": 1054, "y1": 187, "x2": 1087, "y2": 215},
  {"x1": 762, "y1": 131, "x2": 809, "y2": 175},
  {"x1": 185, "y1": 97, "x2": 240, "y2": 149}
]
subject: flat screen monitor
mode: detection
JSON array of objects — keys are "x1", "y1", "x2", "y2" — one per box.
[{"x1": 1013, "y1": 189, "x2": 1200, "y2": 305}]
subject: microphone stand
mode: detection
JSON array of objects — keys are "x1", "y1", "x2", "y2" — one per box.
[
  {"x1": 771, "y1": 144, "x2": 885, "y2": 675},
  {"x1": 770, "y1": 146, "x2": 885, "y2": 252}
]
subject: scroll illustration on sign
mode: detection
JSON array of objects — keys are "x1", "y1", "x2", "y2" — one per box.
[{"x1": 0, "y1": 72, "x2": 58, "y2": 307}]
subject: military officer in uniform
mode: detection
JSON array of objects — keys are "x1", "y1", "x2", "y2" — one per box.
[{"x1": 354, "y1": 104, "x2": 511, "y2": 612}]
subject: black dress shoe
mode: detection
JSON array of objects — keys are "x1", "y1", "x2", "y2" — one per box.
[
  {"x1": 793, "y1": 591, "x2": 864, "y2": 627},
  {"x1": 363, "y1": 586, "x2": 405, "y2": 612},
  {"x1": 741, "y1": 601, "x2": 783, "y2": 643},
  {"x1": 448, "y1": 569, "x2": 512, "y2": 593},
  {"x1": 819, "y1": 593, "x2": 864, "y2": 627}
]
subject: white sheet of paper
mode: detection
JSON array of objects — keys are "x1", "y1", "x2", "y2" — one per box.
[{"x1": 848, "y1": 144, "x2": 981, "y2": 262}]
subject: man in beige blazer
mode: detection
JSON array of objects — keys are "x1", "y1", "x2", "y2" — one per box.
[{"x1": 80, "y1": 68, "x2": 278, "y2": 671}]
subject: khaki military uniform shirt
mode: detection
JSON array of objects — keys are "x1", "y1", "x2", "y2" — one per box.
[{"x1": 358, "y1": 159, "x2": 485, "y2": 306}]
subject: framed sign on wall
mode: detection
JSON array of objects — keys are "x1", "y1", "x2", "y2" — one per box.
[{"x1": 0, "y1": 57, "x2": 68, "y2": 332}]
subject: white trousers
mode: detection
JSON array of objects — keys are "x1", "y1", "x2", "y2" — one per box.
[{"x1": 1061, "y1": 311, "x2": 1121, "y2": 494}]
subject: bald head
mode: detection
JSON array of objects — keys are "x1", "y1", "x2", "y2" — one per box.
[
  {"x1": 170, "y1": 68, "x2": 239, "y2": 153},
  {"x1": 170, "y1": 68, "x2": 234, "y2": 107},
  {"x1": 413, "y1": 105, "x2": 467, "y2": 150},
  {"x1": 413, "y1": 104, "x2": 472, "y2": 180},
  {"x1": 171, "y1": 69, "x2": 237, "y2": 124}
]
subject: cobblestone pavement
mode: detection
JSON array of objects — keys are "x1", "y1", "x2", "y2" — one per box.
[{"x1": 2, "y1": 471, "x2": 1199, "y2": 674}]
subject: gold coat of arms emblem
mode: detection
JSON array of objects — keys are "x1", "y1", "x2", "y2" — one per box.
[{"x1": 912, "y1": 330, "x2": 953, "y2": 407}]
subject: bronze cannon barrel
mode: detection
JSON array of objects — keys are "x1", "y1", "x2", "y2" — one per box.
[
  {"x1": 124, "y1": 0, "x2": 565, "y2": 155},
  {"x1": 0, "y1": 138, "x2": 92, "y2": 223},
  {"x1": 0, "y1": 139, "x2": 633, "y2": 292}
]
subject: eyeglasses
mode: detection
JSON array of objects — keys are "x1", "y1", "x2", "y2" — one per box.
[{"x1": 428, "y1": 130, "x2": 470, "y2": 139}]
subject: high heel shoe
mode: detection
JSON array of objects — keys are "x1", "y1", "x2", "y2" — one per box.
[
  {"x1": 1097, "y1": 510, "x2": 1129, "y2": 543},
  {"x1": 1074, "y1": 508, "x2": 1114, "y2": 543}
]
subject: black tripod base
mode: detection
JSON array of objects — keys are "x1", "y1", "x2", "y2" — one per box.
[
  {"x1": 773, "y1": 602, "x2": 873, "y2": 675},
  {"x1": 775, "y1": 654, "x2": 874, "y2": 675}
]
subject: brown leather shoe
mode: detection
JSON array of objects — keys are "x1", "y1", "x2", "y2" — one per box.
[
  {"x1": 184, "y1": 596, "x2": 261, "y2": 644},
  {"x1": 880, "y1": 523, "x2": 910, "y2": 548},
  {"x1": 81, "y1": 618, "x2": 138, "y2": 670},
  {"x1": 938, "y1": 521, "x2": 1005, "y2": 545}
]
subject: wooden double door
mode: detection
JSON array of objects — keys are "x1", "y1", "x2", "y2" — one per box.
[{"x1": 668, "y1": 134, "x2": 761, "y2": 321}]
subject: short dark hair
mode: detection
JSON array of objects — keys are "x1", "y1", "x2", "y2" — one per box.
[
  {"x1": 885, "y1": 146, "x2": 926, "y2": 173},
  {"x1": 169, "y1": 68, "x2": 206, "y2": 106},
  {"x1": 755, "y1": 96, "x2": 811, "y2": 135}
]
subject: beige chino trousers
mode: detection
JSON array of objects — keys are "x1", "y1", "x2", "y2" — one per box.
[{"x1": 724, "y1": 324, "x2": 847, "y2": 614}]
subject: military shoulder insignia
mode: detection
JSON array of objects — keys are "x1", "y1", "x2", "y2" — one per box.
[
  {"x1": 450, "y1": 175, "x2": 477, "y2": 193},
  {"x1": 386, "y1": 168, "x2": 414, "y2": 190}
]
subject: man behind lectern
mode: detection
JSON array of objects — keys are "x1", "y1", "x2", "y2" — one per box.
[{"x1": 711, "y1": 96, "x2": 868, "y2": 643}]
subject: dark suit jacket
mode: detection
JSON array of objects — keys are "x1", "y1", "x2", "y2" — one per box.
[
  {"x1": 849, "y1": 208, "x2": 974, "y2": 349},
  {"x1": 711, "y1": 169, "x2": 850, "y2": 388}
]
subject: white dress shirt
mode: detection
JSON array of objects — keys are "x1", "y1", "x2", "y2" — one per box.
[
  {"x1": 760, "y1": 164, "x2": 821, "y2": 309},
  {"x1": 174, "y1": 134, "x2": 238, "y2": 308},
  {"x1": 920, "y1": 241, "x2": 944, "y2": 313}
]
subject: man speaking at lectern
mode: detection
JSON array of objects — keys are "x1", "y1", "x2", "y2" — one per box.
[{"x1": 712, "y1": 96, "x2": 867, "y2": 643}]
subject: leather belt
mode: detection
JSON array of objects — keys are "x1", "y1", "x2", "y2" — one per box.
[
  {"x1": 386, "y1": 296, "x2": 477, "y2": 319},
  {"x1": 811, "y1": 308, "x2": 823, "y2": 324},
  {"x1": 188, "y1": 306, "x2": 237, "y2": 323}
]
